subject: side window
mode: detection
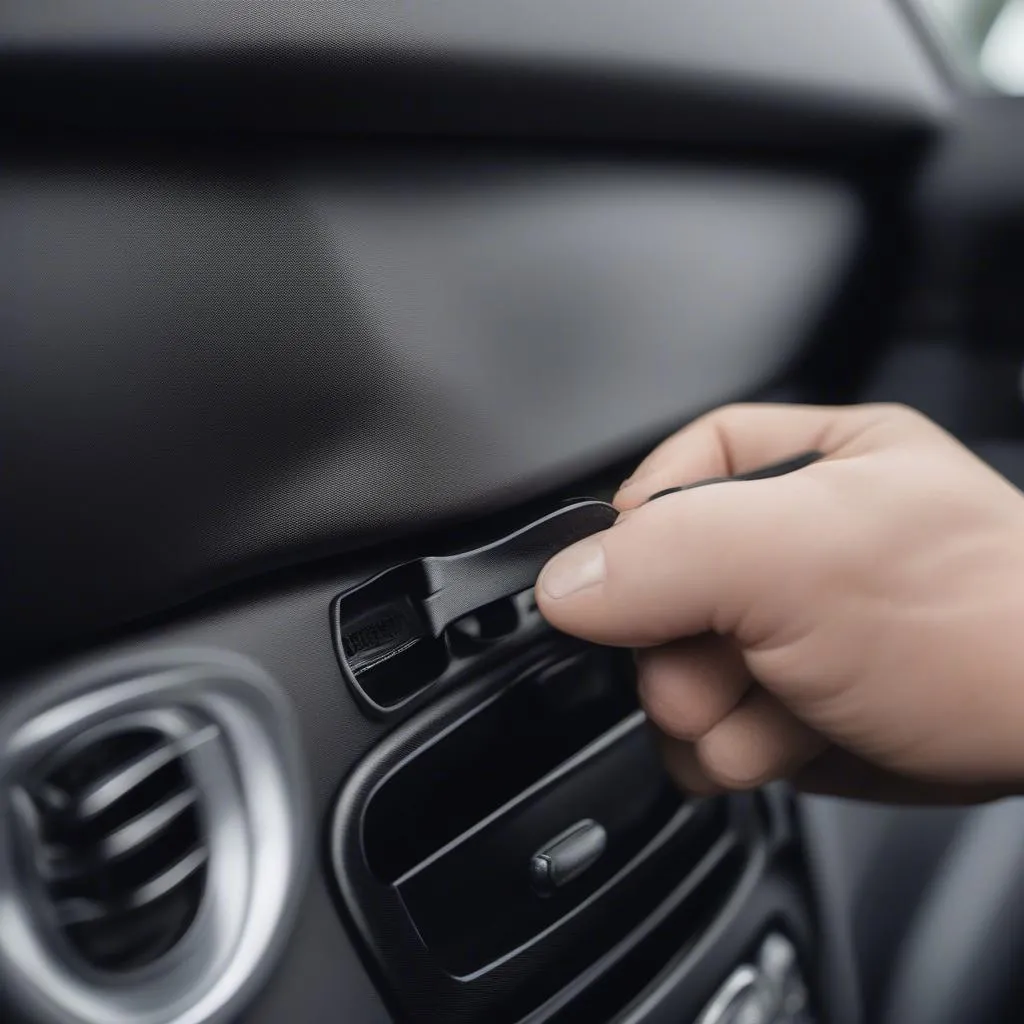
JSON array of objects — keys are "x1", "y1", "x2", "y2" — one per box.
[{"x1": 912, "y1": 0, "x2": 1024, "y2": 93}]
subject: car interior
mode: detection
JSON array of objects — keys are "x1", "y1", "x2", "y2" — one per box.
[{"x1": 4, "y1": 2, "x2": 1024, "y2": 1023}]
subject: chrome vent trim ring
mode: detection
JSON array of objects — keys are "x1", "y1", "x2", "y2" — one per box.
[{"x1": 0, "y1": 649, "x2": 310, "y2": 1024}]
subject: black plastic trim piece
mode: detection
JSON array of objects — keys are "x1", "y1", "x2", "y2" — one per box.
[
  {"x1": 419, "y1": 501, "x2": 616, "y2": 637},
  {"x1": 330, "y1": 501, "x2": 615, "y2": 715}
]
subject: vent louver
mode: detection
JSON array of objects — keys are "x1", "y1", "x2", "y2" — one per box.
[
  {"x1": 16, "y1": 725, "x2": 215, "y2": 972},
  {"x1": 0, "y1": 652, "x2": 309, "y2": 1024}
]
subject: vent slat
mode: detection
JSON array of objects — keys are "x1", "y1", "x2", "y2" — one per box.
[
  {"x1": 56, "y1": 846, "x2": 209, "y2": 926},
  {"x1": 74, "y1": 743, "x2": 179, "y2": 822},
  {"x1": 23, "y1": 725, "x2": 211, "y2": 971},
  {"x1": 74, "y1": 725, "x2": 217, "y2": 822},
  {"x1": 103, "y1": 788, "x2": 199, "y2": 860},
  {"x1": 42, "y1": 788, "x2": 199, "y2": 882}
]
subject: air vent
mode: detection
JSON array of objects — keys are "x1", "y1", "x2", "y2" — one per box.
[
  {"x1": 0, "y1": 651, "x2": 310, "y2": 1024},
  {"x1": 332, "y1": 644, "x2": 759, "y2": 1024},
  {"x1": 15, "y1": 724, "x2": 214, "y2": 972}
]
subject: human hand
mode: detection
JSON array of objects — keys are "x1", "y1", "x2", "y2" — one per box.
[{"x1": 536, "y1": 404, "x2": 1024, "y2": 803}]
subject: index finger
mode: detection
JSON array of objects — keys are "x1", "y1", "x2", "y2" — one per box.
[{"x1": 614, "y1": 402, "x2": 897, "y2": 510}]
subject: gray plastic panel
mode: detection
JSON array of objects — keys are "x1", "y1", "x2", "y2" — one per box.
[{"x1": 0, "y1": 156, "x2": 861, "y2": 656}]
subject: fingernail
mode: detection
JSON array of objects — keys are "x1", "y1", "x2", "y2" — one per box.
[{"x1": 540, "y1": 538, "x2": 606, "y2": 599}]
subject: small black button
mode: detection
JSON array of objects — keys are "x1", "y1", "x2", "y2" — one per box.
[{"x1": 529, "y1": 819, "x2": 607, "y2": 896}]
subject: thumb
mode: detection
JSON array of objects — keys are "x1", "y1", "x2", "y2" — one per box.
[
  {"x1": 537, "y1": 402, "x2": 899, "y2": 647},
  {"x1": 536, "y1": 473, "x2": 822, "y2": 647}
]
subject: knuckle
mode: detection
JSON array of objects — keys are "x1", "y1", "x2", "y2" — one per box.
[
  {"x1": 638, "y1": 676, "x2": 695, "y2": 740},
  {"x1": 701, "y1": 402, "x2": 755, "y2": 427},
  {"x1": 638, "y1": 663, "x2": 724, "y2": 741},
  {"x1": 861, "y1": 402, "x2": 927, "y2": 429},
  {"x1": 697, "y1": 741, "x2": 770, "y2": 791}
]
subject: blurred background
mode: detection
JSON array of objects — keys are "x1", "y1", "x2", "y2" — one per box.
[{"x1": 915, "y1": 0, "x2": 1024, "y2": 92}]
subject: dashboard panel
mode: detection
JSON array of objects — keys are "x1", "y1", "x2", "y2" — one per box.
[{"x1": 1, "y1": 156, "x2": 861, "y2": 659}]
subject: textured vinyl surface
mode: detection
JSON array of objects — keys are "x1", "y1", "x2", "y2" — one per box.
[{"x1": 0, "y1": 154, "x2": 860, "y2": 657}]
